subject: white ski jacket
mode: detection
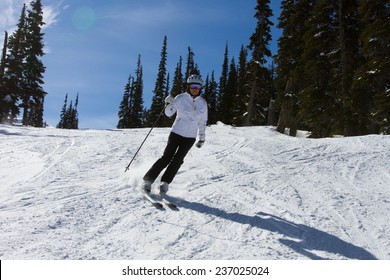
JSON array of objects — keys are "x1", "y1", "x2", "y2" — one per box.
[{"x1": 165, "y1": 92, "x2": 208, "y2": 140}]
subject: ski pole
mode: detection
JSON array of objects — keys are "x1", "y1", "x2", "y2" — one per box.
[{"x1": 124, "y1": 105, "x2": 167, "y2": 172}]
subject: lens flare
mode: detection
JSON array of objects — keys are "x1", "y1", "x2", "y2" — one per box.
[{"x1": 72, "y1": 6, "x2": 96, "y2": 31}]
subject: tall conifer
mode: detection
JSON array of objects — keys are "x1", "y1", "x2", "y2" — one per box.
[
  {"x1": 182, "y1": 47, "x2": 201, "y2": 92},
  {"x1": 148, "y1": 36, "x2": 168, "y2": 127},
  {"x1": 274, "y1": 0, "x2": 313, "y2": 134},
  {"x1": 1, "y1": 5, "x2": 27, "y2": 123},
  {"x1": 23, "y1": 0, "x2": 46, "y2": 126},
  {"x1": 245, "y1": 0, "x2": 273, "y2": 126},
  {"x1": 236, "y1": 45, "x2": 249, "y2": 126},
  {"x1": 0, "y1": 31, "x2": 10, "y2": 123},
  {"x1": 117, "y1": 75, "x2": 132, "y2": 129},
  {"x1": 353, "y1": 0, "x2": 390, "y2": 134},
  {"x1": 131, "y1": 55, "x2": 144, "y2": 128},
  {"x1": 57, "y1": 93, "x2": 68, "y2": 128},
  {"x1": 203, "y1": 72, "x2": 218, "y2": 125},
  {"x1": 171, "y1": 56, "x2": 183, "y2": 98},
  {"x1": 218, "y1": 43, "x2": 229, "y2": 120},
  {"x1": 220, "y1": 58, "x2": 238, "y2": 125},
  {"x1": 298, "y1": 0, "x2": 339, "y2": 138}
]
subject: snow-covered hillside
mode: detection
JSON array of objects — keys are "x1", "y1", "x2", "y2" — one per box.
[{"x1": 0, "y1": 123, "x2": 389, "y2": 260}]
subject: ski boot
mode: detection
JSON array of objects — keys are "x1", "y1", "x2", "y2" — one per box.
[
  {"x1": 159, "y1": 182, "x2": 169, "y2": 195},
  {"x1": 142, "y1": 180, "x2": 152, "y2": 193}
]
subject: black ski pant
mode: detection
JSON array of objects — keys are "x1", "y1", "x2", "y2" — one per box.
[{"x1": 143, "y1": 132, "x2": 195, "y2": 184}]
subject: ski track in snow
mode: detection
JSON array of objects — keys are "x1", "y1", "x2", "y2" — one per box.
[{"x1": 0, "y1": 123, "x2": 389, "y2": 260}]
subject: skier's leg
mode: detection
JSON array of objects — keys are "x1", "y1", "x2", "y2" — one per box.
[
  {"x1": 161, "y1": 136, "x2": 195, "y2": 184},
  {"x1": 143, "y1": 133, "x2": 179, "y2": 183}
]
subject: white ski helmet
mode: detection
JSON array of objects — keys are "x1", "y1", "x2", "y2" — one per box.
[{"x1": 186, "y1": 74, "x2": 203, "y2": 86}]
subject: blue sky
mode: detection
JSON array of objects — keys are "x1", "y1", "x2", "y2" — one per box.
[{"x1": 1, "y1": 0, "x2": 281, "y2": 129}]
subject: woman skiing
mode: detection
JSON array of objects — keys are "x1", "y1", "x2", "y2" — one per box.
[{"x1": 142, "y1": 74, "x2": 208, "y2": 194}]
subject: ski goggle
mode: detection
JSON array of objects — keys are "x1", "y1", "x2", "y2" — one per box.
[{"x1": 190, "y1": 84, "x2": 202, "y2": 89}]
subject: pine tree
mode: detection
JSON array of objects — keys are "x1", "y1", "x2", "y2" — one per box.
[
  {"x1": 72, "y1": 93, "x2": 79, "y2": 129},
  {"x1": 353, "y1": 0, "x2": 390, "y2": 134},
  {"x1": 0, "y1": 31, "x2": 10, "y2": 123},
  {"x1": 202, "y1": 72, "x2": 218, "y2": 125},
  {"x1": 183, "y1": 48, "x2": 194, "y2": 84},
  {"x1": 117, "y1": 75, "x2": 132, "y2": 129},
  {"x1": 217, "y1": 42, "x2": 229, "y2": 121},
  {"x1": 266, "y1": 62, "x2": 277, "y2": 125},
  {"x1": 298, "y1": 0, "x2": 340, "y2": 138},
  {"x1": 245, "y1": 0, "x2": 274, "y2": 126},
  {"x1": 65, "y1": 100, "x2": 74, "y2": 128},
  {"x1": 184, "y1": 47, "x2": 195, "y2": 84},
  {"x1": 0, "y1": 1, "x2": 46, "y2": 126},
  {"x1": 171, "y1": 56, "x2": 183, "y2": 97},
  {"x1": 1, "y1": 5, "x2": 27, "y2": 124},
  {"x1": 337, "y1": 0, "x2": 363, "y2": 136},
  {"x1": 182, "y1": 47, "x2": 201, "y2": 92},
  {"x1": 117, "y1": 55, "x2": 144, "y2": 128},
  {"x1": 22, "y1": 0, "x2": 46, "y2": 127},
  {"x1": 274, "y1": 0, "x2": 314, "y2": 135},
  {"x1": 235, "y1": 45, "x2": 249, "y2": 126},
  {"x1": 220, "y1": 58, "x2": 238, "y2": 125},
  {"x1": 148, "y1": 36, "x2": 168, "y2": 127},
  {"x1": 131, "y1": 55, "x2": 144, "y2": 128},
  {"x1": 57, "y1": 93, "x2": 68, "y2": 128}
]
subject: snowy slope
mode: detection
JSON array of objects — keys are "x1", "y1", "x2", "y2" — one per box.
[{"x1": 0, "y1": 123, "x2": 389, "y2": 260}]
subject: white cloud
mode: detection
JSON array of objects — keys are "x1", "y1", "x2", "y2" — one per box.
[
  {"x1": 0, "y1": 0, "x2": 29, "y2": 32},
  {"x1": 0, "y1": 1, "x2": 63, "y2": 53},
  {"x1": 0, "y1": 0, "x2": 62, "y2": 32},
  {"x1": 42, "y1": 0, "x2": 68, "y2": 30},
  {"x1": 43, "y1": 5, "x2": 60, "y2": 29}
]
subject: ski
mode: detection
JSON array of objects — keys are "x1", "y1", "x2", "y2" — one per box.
[
  {"x1": 141, "y1": 190, "x2": 178, "y2": 209},
  {"x1": 142, "y1": 192, "x2": 163, "y2": 208},
  {"x1": 160, "y1": 195, "x2": 178, "y2": 209}
]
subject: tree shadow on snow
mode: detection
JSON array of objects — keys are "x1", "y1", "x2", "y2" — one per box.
[{"x1": 172, "y1": 197, "x2": 377, "y2": 260}]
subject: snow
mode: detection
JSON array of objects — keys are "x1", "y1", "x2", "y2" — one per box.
[{"x1": 0, "y1": 123, "x2": 389, "y2": 260}]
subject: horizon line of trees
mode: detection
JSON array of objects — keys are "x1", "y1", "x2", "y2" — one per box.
[{"x1": 118, "y1": 0, "x2": 389, "y2": 137}]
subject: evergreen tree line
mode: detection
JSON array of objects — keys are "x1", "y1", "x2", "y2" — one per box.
[
  {"x1": 275, "y1": 0, "x2": 389, "y2": 137},
  {"x1": 57, "y1": 93, "x2": 79, "y2": 129},
  {"x1": 0, "y1": 0, "x2": 46, "y2": 127},
  {"x1": 118, "y1": 0, "x2": 389, "y2": 137}
]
